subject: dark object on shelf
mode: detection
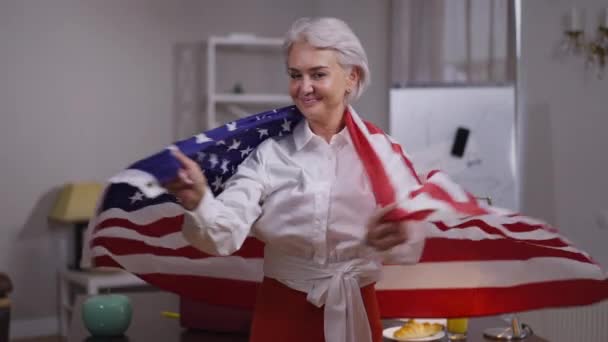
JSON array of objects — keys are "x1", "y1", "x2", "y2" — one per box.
[
  {"x1": 233, "y1": 83, "x2": 244, "y2": 94},
  {"x1": 451, "y1": 126, "x2": 470, "y2": 158}
]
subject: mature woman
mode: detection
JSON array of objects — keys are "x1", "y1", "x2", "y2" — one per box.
[{"x1": 165, "y1": 17, "x2": 426, "y2": 342}]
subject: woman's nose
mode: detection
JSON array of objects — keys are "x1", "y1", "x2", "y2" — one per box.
[{"x1": 300, "y1": 78, "x2": 313, "y2": 94}]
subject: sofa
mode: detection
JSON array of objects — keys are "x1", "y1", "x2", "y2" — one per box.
[{"x1": 0, "y1": 273, "x2": 12, "y2": 342}]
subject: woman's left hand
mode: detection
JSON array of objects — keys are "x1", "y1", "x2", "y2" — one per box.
[
  {"x1": 163, "y1": 150, "x2": 208, "y2": 211},
  {"x1": 365, "y1": 203, "x2": 409, "y2": 251}
]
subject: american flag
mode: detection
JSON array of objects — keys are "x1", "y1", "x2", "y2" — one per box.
[{"x1": 84, "y1": 105, "x2": 608, "y2": 318}]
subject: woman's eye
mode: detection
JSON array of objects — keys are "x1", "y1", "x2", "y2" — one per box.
[
  {"x1": 312, "y1": 73, "x2": 326, "y2": 79},
  {"x1": 289, "y1": 74, "x2": 302, "y2": 80}
]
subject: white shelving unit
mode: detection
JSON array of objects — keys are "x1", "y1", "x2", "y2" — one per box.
[
  {"x1": 206, "y1": 34, "x2": 292, "y2": 129},
  {"x1": 58, "y1": 268, "x2": 151, "y2": 336}
]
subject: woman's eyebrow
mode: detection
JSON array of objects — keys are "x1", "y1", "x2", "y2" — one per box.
[{"x1": 288, "y1": 66, "x2": 330, "y2": 73}]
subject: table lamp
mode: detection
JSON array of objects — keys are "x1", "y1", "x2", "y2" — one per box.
[{"x1": 49, "y1": 182, "x2": 103, "y2": 271}]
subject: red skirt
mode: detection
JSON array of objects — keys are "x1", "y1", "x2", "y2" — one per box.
[{"x1": 249, "y1": 277, "x2": 383, "y2": 342}]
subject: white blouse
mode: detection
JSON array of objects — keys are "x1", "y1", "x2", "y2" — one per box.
[
  {"x1": 182, "y1": 118, "x2": 426, "y2": 265},
  {"x1": 182, "y1": 116, "x2": 427, "y2": 341}
]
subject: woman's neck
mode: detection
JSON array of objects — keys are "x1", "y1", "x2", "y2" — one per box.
[{"x1": 308, "y1": 106, "x2": 347, "y2": 143}]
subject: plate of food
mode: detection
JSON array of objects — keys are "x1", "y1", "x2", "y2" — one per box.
[{"x1": 383, "y1": 319, "x2": 446, "y2": 341}]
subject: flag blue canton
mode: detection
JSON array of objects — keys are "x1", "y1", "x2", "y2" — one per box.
[{"x1": 100, "y1": 105, "x2": 303, "y2": 213}]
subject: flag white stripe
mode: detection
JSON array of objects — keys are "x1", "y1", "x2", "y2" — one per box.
[
  {"x1": 91, "y1": 220, "x2": 585, "y2": 262},
  {"x1": 424, "y1": 226, "x2": 583, "y2": 255},
  {"x1": 109, "y1": 169, "x2": 167, "y2": 198},
  {"x1": 425, "y1": 172, "x2": 472, "y2": 202},
  {"x1": 436, "y1": 213, "x2": 547, "y2": 231},
  {"x1": 402, "y1": 192, "x2": 468, "y2": 219},
  {"x1": 426, "y1": 222, "x2": 557, "y2": 242},
  {"x1": 96, "y1": 203, "x2": 183, "y2": 226},
  {"x1": 91, "y1": 246, "x2": 263, "y2": 281},
  {"x1": 92, "y1": 228, "x2": 190, "y2": 249},
  {"x1": 377, "y1": 258, "x2": 607, "y2": 290}
]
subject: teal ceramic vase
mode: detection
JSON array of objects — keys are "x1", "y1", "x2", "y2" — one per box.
[{"x1": 82, "y1": 294, "x2": 132, "y2": 336}]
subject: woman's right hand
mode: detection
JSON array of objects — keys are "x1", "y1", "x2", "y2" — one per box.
[
  {"x1": 163, "y1": 150, "x2": 208, "y2": 211},
  {"x1": 365, "y1": 203, "x2": 410, "y2": 251}
]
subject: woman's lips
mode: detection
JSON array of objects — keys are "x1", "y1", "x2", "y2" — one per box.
[{"x1": 300, "y1": 97, "x2": 319, "y2": 106}]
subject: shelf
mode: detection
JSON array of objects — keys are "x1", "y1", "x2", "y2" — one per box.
[
  {"x1": 214, "y1": 93, "x2": 292, "y2": 104},
  {"x1": 209, "y1": 35, "x2": 284, "y2": 47},
  {"x1": 204, "y1": 34, "x2": 291, "y2": 129},
  {"x1": 58, "y1": 268, "x2": 152, "y2": 337},
  {"x1": 61, "y1": 269, "x2": 147, "y2": 288}
]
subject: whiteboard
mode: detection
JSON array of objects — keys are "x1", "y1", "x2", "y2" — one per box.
[{"x1": 389, "y1": 86, "x2": 517, "y2": 210}]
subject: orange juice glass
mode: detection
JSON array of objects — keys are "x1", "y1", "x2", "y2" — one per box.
[{"x1": 446, "y1": 318, "x2": 468, "y2": 340}]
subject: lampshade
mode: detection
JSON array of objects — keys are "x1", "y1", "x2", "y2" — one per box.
[{"x1": 49, "y1": 182, "x2": 103, "y2": 223}]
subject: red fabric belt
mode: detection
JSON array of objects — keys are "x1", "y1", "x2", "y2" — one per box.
[{"x1": 249, "y1": 277, "x2": 383, "y2": 342}]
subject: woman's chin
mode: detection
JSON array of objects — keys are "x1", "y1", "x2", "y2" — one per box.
[{"x1": 296, "y1": 102, "x2": 322, "y2": 117}]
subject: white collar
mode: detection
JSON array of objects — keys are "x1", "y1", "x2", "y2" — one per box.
[{"x1": 293, "y1": 119, "x2": 351, "y2": 151}]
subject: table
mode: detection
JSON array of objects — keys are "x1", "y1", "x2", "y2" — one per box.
[
  {"x1": 59, "y1": 269, "x2": 152, "y2": 337},
  {"x1": 67, "y1": 292, "x2": 548, "y2": 341},
  {"x1": 382, "y1": 318, "x2": 545, "y2": 342}
]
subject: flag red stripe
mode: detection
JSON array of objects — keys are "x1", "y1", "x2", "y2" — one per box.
[
  {"x1": 348, "y1": 112, "x2": 414, "y2": 222},
  {"x1": 410, "y1": 183, "x2": 488, "y2": 216},
  {"x1": 362, "y1": 120, "x2": 422, "y2": 185},
  {"x1": 376, "y1": 278, "x2": 608, "y2": 318},
  {"x1": 427, "y1": 170, "x2": 440, "y2": 178},
  {"x1": 391, "y1": 142, "x2": 422, "y2": 185},
  {"x1": 91, "y1": 233, "x2": 590, "y2": 264},
  {"x1": 503, "y1": 222, "x2": 550, "y2": 233},
  {"x1": 94, "y1": 255, "x2": 608, "y2": 318},
  {"x1": 401, "y1": 209, "x2": 435, "y2": 221},
  {"x1": 96, "y1": 216, "x2": 184, "y2": 237},
  {"x1": 91, "y1": 236, "x2": 265, "y2": 259},
  {"x1": 362, "y1": 120, "x2": 383, "y2": 135},
  {"x1": 141, "y1": 274, "x2": 259, "y2": 309},
  {"x1": 434, "y1": 219, "x2": 550, "y2": 235},
  {"x1": 92, "y1": 237, "x2": 209, "y2": 258},
  {"x1": 420, "y1": 238, "x2": 593, "y2": 263},
  {"x1": 346, "y1": 111, "x2": 397, "y2": 208},
  {"x1": 93, "y1": 256, "x2": 259, "y2": 309},
  {"x1": 432, "y1": 221, "x2": 570, "y2": 247}
]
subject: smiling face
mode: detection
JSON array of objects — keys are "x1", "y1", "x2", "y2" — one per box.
[{"x1": 287, "y1": 41, "x2": 358, "y2": 127}]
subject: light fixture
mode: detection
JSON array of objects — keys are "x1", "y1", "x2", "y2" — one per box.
[
  {"x1": 558, "y1": 7, "x2": 608, "y2": 79},
  {"x1": 49, "y1": 182, "x2": 103, "y2": 270}
]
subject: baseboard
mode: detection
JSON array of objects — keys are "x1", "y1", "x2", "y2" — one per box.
[{"x1": 10, "y1": 316, "x2": 58, "y2": 339}]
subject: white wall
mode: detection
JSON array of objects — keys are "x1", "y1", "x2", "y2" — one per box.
[
  {"x1": 0, "y1": 0, "x2": 390, "y2": 337},
  {"x1": 517, "y1": 1, "x2": 608, "y2": 341},
  {"x1": 518, "y1": 0, "x2": 608, "y2": 272}
]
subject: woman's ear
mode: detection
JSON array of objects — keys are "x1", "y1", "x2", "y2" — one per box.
[
  {"x1": 348, "y1": 67, "x2": 360, "y2": 86},
  {"x1": 346, "y1": 67, "x2": 360, "y2": 92}
]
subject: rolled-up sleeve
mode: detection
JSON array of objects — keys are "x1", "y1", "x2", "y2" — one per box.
[{"x1": 181, "y1": 147, "x2": 267, "y2": 256}]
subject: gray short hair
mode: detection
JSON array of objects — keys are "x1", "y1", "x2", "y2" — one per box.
[{"x1": 283, "y1": 17, "x2": 370, "y2": 102}]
